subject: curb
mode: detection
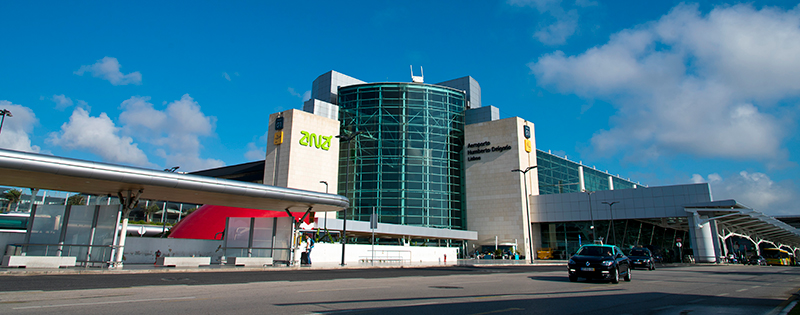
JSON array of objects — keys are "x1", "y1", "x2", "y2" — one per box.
[{"x1": 768, "y1": 289, "x2": 800, "y2": 315}]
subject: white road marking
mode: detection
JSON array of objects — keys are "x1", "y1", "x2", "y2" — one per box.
[
  {"x1": 13, "y1": 296, "x2": 196, "y2": 310},
  {"x1": 717, "y1": 293, "x2": 729, "y2": 296},
  {"x1": 736, "y1": 288, "x2": 748, "y2": 292}
]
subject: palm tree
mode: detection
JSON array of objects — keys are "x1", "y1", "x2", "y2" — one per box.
[
  {"x1": 144, "y1": 204, "x2": 161, "y2": 223},
  {"x1": 3, "y1": 189, "x2": 21, "y2": 212}
]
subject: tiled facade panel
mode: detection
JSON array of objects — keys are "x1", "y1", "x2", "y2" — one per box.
[
  {"x1": 530, "y1": 183, "x2": 712, "y2": 222},
  {"x1": 464, "y1": 117, "x2": 537, "y2": 257},
  {"x1": 264, "y1": 110, "x2": 340, "y2": 195}
]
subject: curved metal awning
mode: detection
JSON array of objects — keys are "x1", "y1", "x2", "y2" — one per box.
[
  {"x1": 685, "y1": 200, "x2": 800, "y2": 248},
  {"x1": 0, "y1": 148, "x2": 348, "y2": 212}
]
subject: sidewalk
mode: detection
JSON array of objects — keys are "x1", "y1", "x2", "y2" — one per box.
[{"x1": 0, "y1": 258, "x2": 567, "y2": 275}]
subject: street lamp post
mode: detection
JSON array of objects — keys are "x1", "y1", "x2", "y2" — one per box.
[
  {"x1": 512, "y1": 165, "x2": 538, "y2": 263},
  {"x1": 336, "y1": 130, "x2": 362, "y2": 266},
  {"x1": 320, "y1": 181, "x2": 328, "y2": 230},
  {"x1": 602, "y1": 201, "x2": 619, "y2": 245},
  {"x1": 0, "y1": 109, "x2": 12, "y2": 135},
  {"x1": 586, "y1": 191, "x2": 595, "y2": 243}
]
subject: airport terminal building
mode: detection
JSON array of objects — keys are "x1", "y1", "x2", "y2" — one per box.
[
  {"x1": 3, "y1": 69, "x2": 795, "y2": 267},
  {"x1": 185, "y1": 70, "x2": 800, "y2": 263}
]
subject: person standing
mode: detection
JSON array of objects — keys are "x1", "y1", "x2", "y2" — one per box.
[{"x1": 305, "y1": 235, "x2": 314, "y2": 265}]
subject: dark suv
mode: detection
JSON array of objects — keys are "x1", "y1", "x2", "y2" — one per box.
[
  {"x1": 568, "y1": 244, "x2": 631, "y2": 283},
  {"x1": 628, "y1": 247, "x2": 656, "y2": 270}
]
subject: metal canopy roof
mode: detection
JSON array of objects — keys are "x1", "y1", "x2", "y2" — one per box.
[
  {"x1": 0, "y1": 149, "x2": 348, "y2": 212},
  {"x1": 685, "y1": 200, "x2": 800, "y2": 248}
]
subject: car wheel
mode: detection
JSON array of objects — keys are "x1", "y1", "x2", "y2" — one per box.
[
  {"x1": 624, "y1": 267, "x2": 632, "y2": 282},
  {"x1": 611, "y1": 268, "x2": 620, "y2": 284},
  {"x1": 569, "y1": 275, "x2": 577, "y2": 282}
]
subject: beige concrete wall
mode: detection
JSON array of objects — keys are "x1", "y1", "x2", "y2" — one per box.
[
  {"x1": 464, "y1": 117, "x2": 538, "y2": 257},
  {"x1": 264, "y1": 109, "x2": 340, "y2": 196}
]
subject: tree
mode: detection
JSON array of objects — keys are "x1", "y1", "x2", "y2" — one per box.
[
  {"x1": 144, "y1": 204, "x2": 161, "y2": 223},
  {"x1": 185, "y1": 207, "x2": 199, "y2": 216},
  {"x1": 67, "y1": 194, "x2": 86, "y2": 206},
  {"x1": 3, "y1": 189, "x2": 21, "y2": 212}
]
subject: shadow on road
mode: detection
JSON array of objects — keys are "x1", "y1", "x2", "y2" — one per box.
[{"x1": 303, "y1": 292, "x2": 780, "y2": 315}]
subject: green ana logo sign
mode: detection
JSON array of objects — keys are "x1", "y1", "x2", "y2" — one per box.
[{"x1": 299, "y1": 131, "x2": 332, "y2": 151}]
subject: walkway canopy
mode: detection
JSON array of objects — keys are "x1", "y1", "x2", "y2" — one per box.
[
  {"x1": 685, "y1": 200, "x2": 800, "y2": 249},
  {"x1": 0, "y1": 148, "x2": 348, "y2": 212}
]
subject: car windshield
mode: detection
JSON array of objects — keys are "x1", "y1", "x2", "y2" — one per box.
[
  {"x1": 577, "y1": 246, "x2": 612, "y2": 256},
  {"x1": 630, "y1": 249, "x2": 648, "y2": 256}
]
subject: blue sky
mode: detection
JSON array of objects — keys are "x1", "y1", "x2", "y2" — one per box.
[{"x1": 1, "y1": 1, "x2": 799, "y2": 216}]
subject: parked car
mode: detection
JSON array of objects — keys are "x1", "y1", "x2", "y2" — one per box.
[
  {"x1": 568, "y1": 244, "x2": 632, "y2": 283},
  {"x1": 628, "y1": 247, "x2": 656, "y2": 270},
  {"x1": 748, "y1": 255, "x2": 767, "y2": 266}
]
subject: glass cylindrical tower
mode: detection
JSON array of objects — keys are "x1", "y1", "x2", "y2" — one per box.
[{"x1": 337, "y1": 83, "x2": 466, "y2": 229}]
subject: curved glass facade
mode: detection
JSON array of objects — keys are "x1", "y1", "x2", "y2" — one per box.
[{"x1": 337, "y1": 83, "x2": 466, "y2": 229}]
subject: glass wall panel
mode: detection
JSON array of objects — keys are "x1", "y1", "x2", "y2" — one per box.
[
  {"x1": 338, "y1": 83, "x2": 466, "y2": 229},
  {"x1": 29, "y1": 205, "x2": 66, "y2": 246},
  {"x1": 537, "y1": 219, "x2": 693, "y2": 262},
  {"x1": 536, "y1": 150, "x2": 639, "y2": 195},
  {"x1": 225, "y1": 217, "x2": 251, "y2": 249},
  {"x1": 252, "y1": 217, "x2": 274, "y2": 249}
]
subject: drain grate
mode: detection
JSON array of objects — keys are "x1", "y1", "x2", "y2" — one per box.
[{"x1": 429, "y1": 286, "x2": 463, "y2": 289}]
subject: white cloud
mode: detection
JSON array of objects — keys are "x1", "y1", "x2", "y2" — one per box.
[
  {"x1": 74, "y1": 57, "x2": 142, "y2": 86},
  {"x1": 508, "y1": 0, "x2": 581, "y2": 45},
  {"x1": 244, "y1": 142, "x2": 266, "y2": 161},
  {"x1": 118, "y1": 94, "x2": 223, "y2": 171},
  {"x1": 691, "y1": 172, "x2": 796, "y2": 216},
  {"x1": 244, "y1": 132, "x2": 268, "y2": 161},
  {"x1": 288, "y1": 87, "x2": 311, "y2": 102},
  {"x1": 47, "y1": 107, "x2": 150, "y2": 166},
  {"x1": 0, "y1": 100, "x2": 41, "y2": 153},
  {"x1": 76, "y1": 100, "x2": 90, "y2": 110},
  {"x1": 119, "y1": 96, "x2": 167, "y2": 135},
  {"x1": 534, "y1": 10, "x2": 579, "y2": 45},
  {"x1": 51, "y1": 94, "x2": 73, "y2": 110},
  {"x1": 223, "y1": 72, "x2": 231, "y2": 81},
  {"x1": 530, "y1": 3, "x2": 800, "y2": 162}
]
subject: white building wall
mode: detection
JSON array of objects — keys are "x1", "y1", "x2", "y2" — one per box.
[
  {"x1": 309, "y1": 243, "x2": 457, "y2": 264},
  {"x1": 464, "y1": 117, "x2": 538, "y2": 257},
  {"x1": 123, "y1": 237, "x2": 224, "y2": 264},
  {"x1": 264, "y1": 109, "x2": 340, "y2": 196}
]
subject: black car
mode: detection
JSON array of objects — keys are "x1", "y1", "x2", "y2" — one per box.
[
  {"x1": 748, "y1": 255, "x2": 767, "y2": 266},
  {"x1": 628, "y1": 247, "x2": 656, "y2": 270},
  {"x1": 568, "y1": 244, "x2": 632, "y2": 283}
]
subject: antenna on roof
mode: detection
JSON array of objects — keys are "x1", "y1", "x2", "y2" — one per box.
[{"x1": 410, "y1": 65, "x2": 424, "y2": 83}]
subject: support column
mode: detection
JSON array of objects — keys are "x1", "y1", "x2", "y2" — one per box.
[
  {"x1": 111, "y1": 190, "x2": 142, "y2": 268},
  {"x1": 688, "y1": 213, "x2": 717, "y2": 263},
  {"x1": 28, "y1": 188, "x2": 39, "y2": 212}
]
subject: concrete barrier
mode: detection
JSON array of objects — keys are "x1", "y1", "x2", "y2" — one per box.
[
  {"x1": 2, "y1": 255, "x2": 77, "y2": 268},
  {"x1": 156, "y1": 256, "x2": 211, "y2": 267},
  {"x1": 228, "y1": 257, "x2": 273, "y2": 267}
]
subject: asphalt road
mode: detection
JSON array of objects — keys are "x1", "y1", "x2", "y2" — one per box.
[{"x1": 0, "y1": 264, "x2": 796, "y2": 314}]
